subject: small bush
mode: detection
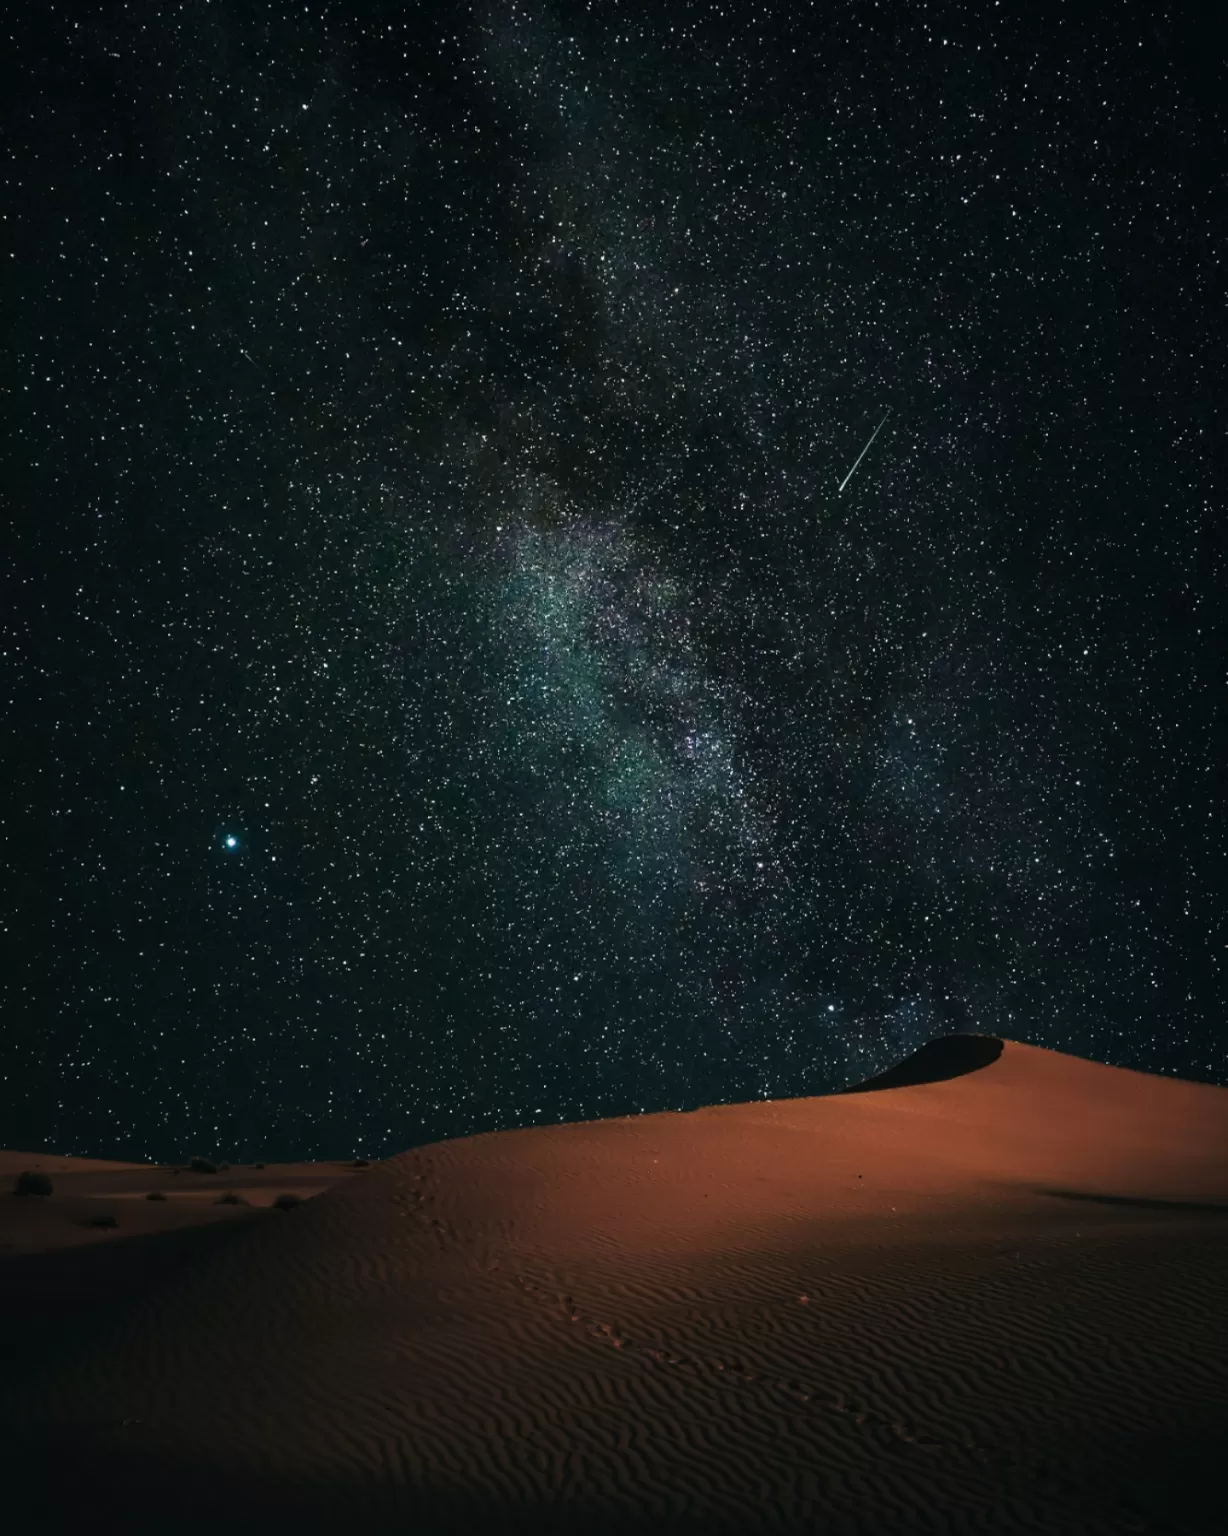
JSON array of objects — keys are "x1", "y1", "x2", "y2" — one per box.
[
  {"x1": 188, "y1": 1157, "x2": 217, "y2": 1174},
  {"x1": 351, "y1": 1158, "x2": 371, "y2": 1168},
  {"x1": 272, "y1": 1193, "x2": 303, "y2": 1211},
  {"x1": 90, "y1": 1215, "x2": 118, "y2": 1229},
  {"x1": 215, "y1": 1191, "x2": 249, "y2": 1206},
  {"x1": 14, "y1": 1171, "x2": 53, "y2": 1198},
  {"x1": 219, "y1": 1163, "x2": 231, "y2": 1171},
  {"x1": 146, "y1": 1190, "x2": 168, "y2": 1201},
  {"x1": 254, "y1": 1162, "x2": 265, "y2": 1170}
]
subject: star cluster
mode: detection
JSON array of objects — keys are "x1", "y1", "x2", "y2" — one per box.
[{"x1": 3, "y1": 2, "x2": 1220, "y2": 1161}]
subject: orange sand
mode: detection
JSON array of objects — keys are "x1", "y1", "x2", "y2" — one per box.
[{"x1": 1, "y1": 1037, "x2": 1225, "y2": 1534}]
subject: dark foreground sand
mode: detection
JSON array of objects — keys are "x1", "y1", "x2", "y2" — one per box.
[{"x1": 2, "y1": 1037, "x2": 1226, "y2": 1535}]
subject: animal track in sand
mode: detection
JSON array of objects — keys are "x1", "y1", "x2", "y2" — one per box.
[
  {"x1": 510, "y1": 1271, "x2": 972, "y2": 1459},
  {"x1": 506, "y1": 1271, "x2": 1156, "y2": 1531},
  {"x1": 391, "y1": 1172, "x2": 459, "y2": 1251}
]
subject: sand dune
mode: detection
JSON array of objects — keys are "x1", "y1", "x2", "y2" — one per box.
[{"x1": 2, "y1": 1038, "x2": 1226, "y2": 1534}]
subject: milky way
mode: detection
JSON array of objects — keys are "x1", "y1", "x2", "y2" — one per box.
[{"x1": 4, "y1": 2, "x2": 1220, "y2": 1160}]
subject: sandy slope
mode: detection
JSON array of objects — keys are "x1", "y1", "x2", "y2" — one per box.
[
  {"x1": 1, "y1": 1038, "x2": 1226, "y2": 1535},
  {"x1": 0, "y1": 1155, "x2": 365, "y2": 1254}
]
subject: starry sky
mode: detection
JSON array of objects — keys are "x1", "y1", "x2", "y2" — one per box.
[{"x1": 3, "y1": 2, "x2": 1222, "y2": 1162}]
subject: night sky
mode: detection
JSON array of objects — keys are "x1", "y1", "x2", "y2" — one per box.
[{"x1": 3, "y1": 2, "x2": 1222, "y2": 1163}]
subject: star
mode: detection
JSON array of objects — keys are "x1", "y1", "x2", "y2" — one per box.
[{"x1": 9, "y1": 1, "x2": 1218, "y2": 1173}]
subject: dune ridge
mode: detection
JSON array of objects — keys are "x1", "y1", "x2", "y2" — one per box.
[
  {"x1": 839, "y1": 1031, "x2": 1005, "y2": 1090},
  {"x1": 2, "y1": 1037, "x2": 1226, "y2": 1534}
]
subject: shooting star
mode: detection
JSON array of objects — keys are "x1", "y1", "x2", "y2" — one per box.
[{"x1": 837, "y1": 407, "x2": 893, "y2": 493}]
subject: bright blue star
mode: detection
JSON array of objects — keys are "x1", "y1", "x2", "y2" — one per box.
[{"x1": 223, "y1": 834, "x2": 239, "y2": 851}]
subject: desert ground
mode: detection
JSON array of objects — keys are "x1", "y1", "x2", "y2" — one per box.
[{"x1": 1, "y1": 1036, "x2": 1226, "y2": 1534}]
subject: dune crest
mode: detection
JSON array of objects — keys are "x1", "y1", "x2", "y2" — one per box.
[{"x1": 841, "y1": 1032, "x2": 1006, "y2": 1091}]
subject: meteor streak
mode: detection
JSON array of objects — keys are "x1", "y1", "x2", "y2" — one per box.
[{"x1": 837, "y1": 407, "x2": 893, "y2": 492}]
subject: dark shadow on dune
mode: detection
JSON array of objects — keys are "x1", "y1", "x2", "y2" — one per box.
[
  {"x1": 0, "y1": 1217, "x2": 264, "y2": 1392},
  {"x1": 1086, "y1": 1417, "x2": 1228, "y2": 1536},
  {"x1": 1042, "y1": 1188, "x2": 1228, "y2": 1215},
  {"x1": 3, "y1": 1411, "x2": 1228, "y2": 1536},
  {"x1": 0, "y1": 1428, "x2": 778, "y2": 1536},
  {"x1": 841, "y1": 1034, "x2": 1004, "y2": 1093}
]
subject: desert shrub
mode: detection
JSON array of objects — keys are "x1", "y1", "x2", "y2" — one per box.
[
  {"x1": 272, "y1": 1193, "x2": 303, "y2": 1211},
  {"x1": 13, "y1": 1171, "x2": 53, "y2": 1198},
  {"x1": 352, "y1": 1158, "x2": 370, "y2": 1168},
  {"x1": 188, "y1": 1157, "x2": 217, "y2": 1174},
  {"x1": 146, "y1": 1190, "x2": 168, "y2": 1201},
  {"x1": 219, "y1": 1163, "x2": 230, "y2": 1171},
  {"x1": 90, "y1": 1215, "x2": 118, "y2": 1229},
  {"x1": 215, "y1": 1191, "x2": 249, "y2": 1206},
  {"x1": 254, "y1": 1162, "x2": 265, "y2": 1169}
]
